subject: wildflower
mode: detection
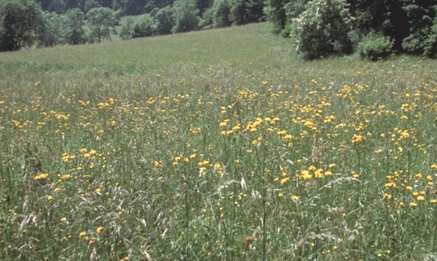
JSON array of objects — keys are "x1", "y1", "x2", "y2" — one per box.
[
  {"x1": 352, "y1": 134, "x2": 365, "y2": 144},
  {"x1": 300, "y1": 170, "x2": 313, "y2": 180},
  {"x1": 96, "y1": 226, "x2": 105, "y2": 235},
  {"x1": 399, "y1": 130, "x2": 409, "y2": 140},
  {"x1": 291, "y1": 195, "x2": 300, "y2": 202},
  {"x1": 416, "y1": 195, "x2": 425, "y2": 201},
  {"x1": 79, "y1": 231, "x2": 88, "y2": 239},
  {"x1": 59, "y1": 174, "x2": 72, "y2": 181},
  {"x1": 33, "y1": 172, "x2": 49, "y2": 181},
  {"x1": 279, "y1": 177, "x2": 290, "y2": 185},
  {"x1": 352, "y1": 172, "x2": 360, "y2": 179}
]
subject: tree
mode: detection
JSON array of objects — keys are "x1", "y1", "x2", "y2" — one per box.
[
  {"x1": 0, "y1": 0, "x2": 44, "y2": 51},
  {"x1": 264, "y1": 0, "x2": 290, "y2": 33},
  {"x1": 291, "y1": 0, "x2": 353, "y2": 59},
  {"x1": 212, "y1": 0, "x2": 231, "y2": 27},
  {"x1": 64, "y1": 8, "x2": 86, "y2": 45},
  {"x1": 87, "y1": 7, "x2": 117, "y2": 42},
  {"x1": 84, "y1": 0, "x2": 100, "y2": 12},
  {"x1": 119, "y1": 17, "x2": 135, "y2": 40},
  {"x1": 230, "y1": 0, "x2": 264, "y2": 25},
  {"x1": 154, "y1": 6, "x2": 174, "y2": 35},
  {"x1": 133, "y1": 14, "x2": 156, "y2": 38},
  {"x1": 39, "y1": 11, "x2": 65, "y2": 46},
  {"x1": 172, "y1": 0, "x2": 200, "y2": 33}
]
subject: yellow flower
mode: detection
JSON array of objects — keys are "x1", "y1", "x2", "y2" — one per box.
[
  {"x1": 300, "y1": 170, "x2": 313, "y2": 180},
  {"x1": 96, "y1": 226, "x2": 105, "y2": 235},
  {"x1": 409, "y1": 202, "x2": 417, "y2": 208},
  {"x1": 291, "y1": 195, "x2": 300, "y2": 202},
  {"x1": 416, "y1": 195, "x2": 425, "y2": 201},
  {"x1": 79, "y1": 231, "x2": 87, "y2": 239},
  {"x1": 352, "y1": 134, "x2": 365, "y2": 144},
  {"x1": 279, "y1": 177, "x2": 290, "y2": 185},
  {"x1": 33, "y1": 172, "x2": 49, "y2": 181},
  {"x1": 59, "y1": 174, "x2": 72, "y2": 181}
]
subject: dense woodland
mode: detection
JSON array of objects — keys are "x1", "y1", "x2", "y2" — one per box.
[{"x1": 0, "y1": 0, "x2": 436, "y2": 60}]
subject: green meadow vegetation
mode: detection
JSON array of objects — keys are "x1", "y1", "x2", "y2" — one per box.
[{"x1": 0, "y1": 23, "x2": 436, "y2": 260}]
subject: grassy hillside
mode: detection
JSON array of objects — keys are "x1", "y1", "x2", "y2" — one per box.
[{"x1": 0, "y1": 23, "x2": 436, "y2": 260}]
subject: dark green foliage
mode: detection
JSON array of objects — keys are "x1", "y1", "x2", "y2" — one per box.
[
  {"x1": 283, "y1": 0, "x2": 309, "y2": 20},
  {"x1": 264, "y1": 0, "x2": 289, "y2": 34},
  {"x1": 358, "y1": 32, "x2": 393, "y2": 61},
  {"x1": 424, "y1": 18, "x2": 437, "y2": 57},
  {"x1": 265, "y1": 0, "x2": 437, "y2": 59},
  {"x1": 0, "y1": 0, "x2": 44, "y2": 51},
  {"x1": 197, "y1": 0, "x2": 214, "y2": 13},
  {"x1": 84, "y1": 0, "x2": 100, "y2": 12},
  {"x1": 64, "y1": 8, "x2": 86, "y2": 45},
  {"x1": 229, "y1": 0, "x2": 264, "y2": 25},
  {"x1": 87, "y1": 7, "x2": 117, "y2": 42},
  {"x1": 291, "y1": 0, "x2": 353, "y2": 60},
  {"x1": 212, "y1": 0, "x2": 231, "y2": 27},
  {"x1": 154, "y1": 6, "x2": 174, "y2": 34},
  {"x1": 172, "y1": 0, "x2": 200, "y2": 33},
  {"x1": 133, "y1": 14, "x2": 156, "y2": 37}
]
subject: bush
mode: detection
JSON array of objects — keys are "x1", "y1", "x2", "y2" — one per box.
[
  {"x1": 291, "y1": 0, "x2": 353, "y2": 60},
  {"x1": 358, "y1": 32, "x2": 393, "y2": 61},
  {"x1": 0, "y1": 0, "x2": 44, "y2": 51}
]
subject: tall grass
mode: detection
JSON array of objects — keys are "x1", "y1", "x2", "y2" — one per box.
[{"x1": 0, "y1": 23, "x2": 436, "y2": 260}]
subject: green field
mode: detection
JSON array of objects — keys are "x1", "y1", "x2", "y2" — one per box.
[{"x1": 0, "y1": 23, "x2": 436, "y2": 260}]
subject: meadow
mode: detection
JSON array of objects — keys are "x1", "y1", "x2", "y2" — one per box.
[{"x1": 0, "y1": 23, "x2": 436, "y2": 260}]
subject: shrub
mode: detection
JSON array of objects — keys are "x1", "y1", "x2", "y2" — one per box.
[
  {"x1": 0, "y1": 0, "x2": 44, "y2": 51},
  {"x1": 291, "y1": 0, "x2": 353, "y2": 60},
  {"x1": 358, "y1": 32, "x2": 393, "y2": 61}
]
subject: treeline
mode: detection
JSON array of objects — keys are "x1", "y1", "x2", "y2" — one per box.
[
  {"x1": 36, "y1": 0, "x2": 174, "y2": 15},
  {"x1": 2, "y1": 0, "x2": 436, "y2": 60},
  {"x1": 0, "y1": 0, "x2": 264, "y2": 51},
  {"x1": 265, "y1": 0, "x2": 437, "y2": 59}
]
